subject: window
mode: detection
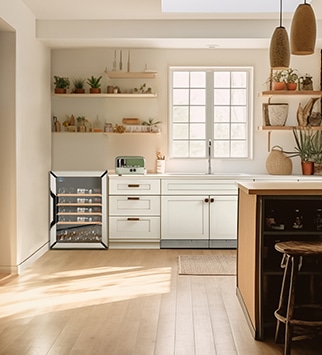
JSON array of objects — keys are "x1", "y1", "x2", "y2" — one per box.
[{"x1": 169, "y1": 67, "x2": 253, "y2": 159}]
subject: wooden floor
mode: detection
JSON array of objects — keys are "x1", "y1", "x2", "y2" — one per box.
[{"x1": 0, "y1": 249, "x2": 321, "y2": 355}]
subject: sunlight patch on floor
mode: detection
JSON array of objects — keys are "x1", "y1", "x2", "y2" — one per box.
[{"x1": 0, "y1": 266, "x2": 172, "y2": 319}]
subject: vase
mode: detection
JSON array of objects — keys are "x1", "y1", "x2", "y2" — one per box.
[{"x1": 301, "y1": 161, "x2": 314, "y2": 175}]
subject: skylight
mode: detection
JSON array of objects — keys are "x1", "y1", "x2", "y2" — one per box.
[{"x1": 161, "y1": 0, "x2": 310, "y2": 13}]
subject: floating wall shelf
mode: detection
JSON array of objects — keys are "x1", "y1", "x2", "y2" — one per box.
[
  {"x1": 52, "y1": 93, "x2": 157, "y2": 98},
  {"x1": 261, "y1": 90, "x2": 322, "y2": 96}
]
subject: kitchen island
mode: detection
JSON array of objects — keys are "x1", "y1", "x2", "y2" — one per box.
[{"x1": 236, "y1": 181, "x2": 322, "y2": 340}]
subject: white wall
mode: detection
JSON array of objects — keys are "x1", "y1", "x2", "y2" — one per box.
[
  {"x1": 51, "y1": 47, "x2": 321, "y2": 175},
  {"x1": 0, "y1": 0, "x2": 51, "y2": 273}
]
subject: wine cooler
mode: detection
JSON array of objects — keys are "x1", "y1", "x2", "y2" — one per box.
[{"x1": 49, "y1": 171, "x2": 108, "y2": 249}]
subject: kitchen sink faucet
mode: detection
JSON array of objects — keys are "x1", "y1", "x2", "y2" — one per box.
[{"x1": 208, "y1": 139, "x2": 212, "y2": 174}]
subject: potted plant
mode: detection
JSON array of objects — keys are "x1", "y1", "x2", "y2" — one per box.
[
  {"x1": 87, "y1": 75, "x2": 102, "y2": 93},
  {"x1": 142, "y1": 117, "x2": 161, "y2": 132},
  {"x1": 284, "y1": 68, "x2": 299, "y2": 91},
  {"x1": 72, "y1": 78, "x2": 85, "y2": 94},
  {"x1": 76, "y1": 116, "x2": 88, "y2": 132},
  {"x1": 286, "y1": 128, "x2": 314, "y2": 175},
  {"x1": 271, "y1": 70, "x2": 286, "y2": 90},
  {"x1": 53, "y1": 76, "x2": 70, "y2": 94},
  {"x1": 311, "y1": 130, "x2": 322, "y2": 175}
]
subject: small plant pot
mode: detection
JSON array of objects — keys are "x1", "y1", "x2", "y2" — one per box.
[
  {"x1": 287, "y1": 83, "x2": 297, "y2": 91},
  {"x1": 55, "y1": 88, "x2": 67, "y2": 94},
  {"x1": 273, "y1": 82, "x2": 286, "y2": 90},
  {"x1": 267, "y1": 103, "x2": 288, "y2": 126},
  {"x1": 90, "y1": 88, "x2": 101, "y2": 94},
  {"x1": 74, "y1": 88, "x2": 85, "y2": 94},
  {"x1": 301, "y1": 161, "x2": 314, "y2": 175}
]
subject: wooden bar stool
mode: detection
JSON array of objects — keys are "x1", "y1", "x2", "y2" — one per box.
[{"x1": 274, "y1": 241, "x2": 322, "y2": 355}]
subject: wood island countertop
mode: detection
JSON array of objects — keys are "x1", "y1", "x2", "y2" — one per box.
[{"x1": 237, "y1": 180, "x2": 322, "y2": 196}]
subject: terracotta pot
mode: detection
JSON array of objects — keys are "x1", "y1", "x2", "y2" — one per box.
[
  {"x1": 90, "y1": 88, "x2": 101, "y2": 94},
  {"x1": 74, "y1": 88, "x2": 85, "y2": 94},
  {"x1": 301, "y1": 161, "x2": 314, "y2": 175},
  {"x1": 54, "y1": 88, "x2": 66, "y2": 94},
  {"x1": 273, "y1": 82, "x2": 286, "y2": 91},
  {"x1": 287, "y1": 83, "x2": 297, "y2": 91}
]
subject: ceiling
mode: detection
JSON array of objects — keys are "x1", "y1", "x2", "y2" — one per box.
[{"x1": 20, "y1": 0, "x2": 322, "y2": 49}]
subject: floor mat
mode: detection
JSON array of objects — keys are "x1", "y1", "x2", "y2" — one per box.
[{"x1": 178, "y1": 254, "x2": 236, "y2": 275}]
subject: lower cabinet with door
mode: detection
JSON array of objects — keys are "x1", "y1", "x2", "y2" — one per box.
[
  {"x1": 108, "y1": 176, "x2": 161, "y2": 249},
  {"x1": 160, "y1": 179, "x2": 238, "y2": 248}
]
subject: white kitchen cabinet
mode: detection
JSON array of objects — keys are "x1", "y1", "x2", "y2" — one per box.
[
  {"x1": 108, "y1": 177, "x2": 161, "y2": 249},
  {"x1": 160, "y1": 179, "x2": 238, "y2": 248}
]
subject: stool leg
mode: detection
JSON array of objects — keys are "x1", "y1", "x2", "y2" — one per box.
[
  {"x1": 275, "y1": 255, "x2": 291, "y2": 343},
  {"x1": 284, "y1": 256, "x2": 300, "y2": 355}
]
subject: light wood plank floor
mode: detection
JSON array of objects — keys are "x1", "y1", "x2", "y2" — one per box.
[{"x1": 0, "y1": 249, "x2": 321, "y2": 355}]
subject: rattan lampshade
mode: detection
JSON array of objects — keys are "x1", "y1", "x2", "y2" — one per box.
[
  {"x1": 270, "y1": 26, "x2": 290, "y2": 69},
  {"x1": 269, "y1": 0, "x2": 290, "y2": 69},
  {"x1": 290, "y1": 2, "x2": 316, "y2": 55}
]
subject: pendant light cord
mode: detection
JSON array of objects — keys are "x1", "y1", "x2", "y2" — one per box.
[{"x1": 280, "y1": 0, "x2": 283, "y2": 27}]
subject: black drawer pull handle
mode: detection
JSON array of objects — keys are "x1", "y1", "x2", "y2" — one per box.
[
  {"x1": 127, "y1": 217, "x2": 140, "y2": 221},
  {"x1": 128, "y1": 197, "x2": 140, "y2": 200},
  {"x1": 128, "y1": 184, "x2": 140, "y2": 188}
]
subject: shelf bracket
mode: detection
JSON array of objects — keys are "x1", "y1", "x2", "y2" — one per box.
[{"x1": 267, "y1": 130, "x2": 272, "y2": 152}]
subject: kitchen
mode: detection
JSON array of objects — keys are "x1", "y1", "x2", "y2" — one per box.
[{"x1": 1, "y1": 0, "x2": 322, "y2": 353}]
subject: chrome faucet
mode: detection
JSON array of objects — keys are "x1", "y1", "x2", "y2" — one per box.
[{"x1": 207, "y1": 139, "x2": 212, "y2": 174}]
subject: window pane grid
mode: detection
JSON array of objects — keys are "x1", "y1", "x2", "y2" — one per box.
[{"x1": 170, "y1": 67, "x2": 251, "y2": 159}]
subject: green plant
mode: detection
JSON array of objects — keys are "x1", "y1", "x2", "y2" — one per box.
[
  {"x1": 86, "y1": 76, "x2": 102, "y2": 88},
  {"x1": 73, "y1": 78, "x2": 85, "y2": 89},
  {"x1": 311, "y1": 130, "x2": 322, "y2": 164},
  {"x1": 284, "y1": 68, "x2": 299, "y2": 84},
  {"x1": 142, "y1": 118, "x2": 161, "y2": 126},
  {"x1": 285, "y1": 128, "x2": 314, "y2": 162},
  {"x1": 271, "y1": 70, "x2": 285, "y2": 83},
  {"x1": 53, "y1": 76, "x2": 70, "y2": 89}
]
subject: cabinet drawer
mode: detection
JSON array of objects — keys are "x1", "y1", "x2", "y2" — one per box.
[
  {"x1": 109, "y1": 196, "x2": 160, "y2": 215},
  {"x1": 109, "y1": 179, "x2": 160, "y2": 195},
  {"x1": 161, "y1": 179, "x2": 238, "y2": 195},
  {"x1": 109, "y1": 216, "x2": 160, "y2": 240}
]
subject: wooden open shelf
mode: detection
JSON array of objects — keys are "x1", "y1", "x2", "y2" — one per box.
[
  {"x1": 53, "y1": 93, "x2": 157, "y2": 98},
  {"x1": 259, "y1": 126, "x2": 322, "y2": 131},
  {"x1": 261, "y1": 90, "x2": 322, "y2": 96}
]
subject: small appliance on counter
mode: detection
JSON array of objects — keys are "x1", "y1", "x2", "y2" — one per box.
[{"x1": 115, "y1": 156, "x2": 146, "y2": 175}]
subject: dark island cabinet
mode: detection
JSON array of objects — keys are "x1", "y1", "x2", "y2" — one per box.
[{"x1": 236, "y1": 182, "x2": 322, "y2": 340}]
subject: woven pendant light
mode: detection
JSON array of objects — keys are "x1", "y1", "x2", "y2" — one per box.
[
  {"x1": 269, "y1": 0, "x2": 290, "y2": 69},
  {"x1": 290, "y1": 1, "x2": 316, "y2": 55}
]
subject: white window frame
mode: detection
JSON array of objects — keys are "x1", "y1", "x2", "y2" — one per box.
[{"x1": 168, "y1": 66, "x2": 253, "y2": 160}]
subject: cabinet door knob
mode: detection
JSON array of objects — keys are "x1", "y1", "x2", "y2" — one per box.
[
  {"x1": 210, "y1": 198, "x2": 214, "y2": 203},
  {"x1": 204, "y1": 198, "x2": 209, "y2": 203}
]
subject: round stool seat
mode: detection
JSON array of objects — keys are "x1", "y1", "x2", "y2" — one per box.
[{"x1": 275, "y1": 240, "x2": 322, "y2": 256}]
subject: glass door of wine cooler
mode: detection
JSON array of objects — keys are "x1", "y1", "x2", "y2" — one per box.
[{"x1": 50, "y1": 171, "x2": 107, "y2": 249}]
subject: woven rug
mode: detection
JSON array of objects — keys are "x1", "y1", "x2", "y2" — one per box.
[{"x1": 178, "y1": 254, "x2": 236, "y2": 276}]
